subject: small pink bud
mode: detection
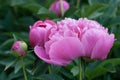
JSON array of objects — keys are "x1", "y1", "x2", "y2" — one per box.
[
  {"x1": 49, "y1": 0, "x2": 70, "y2": 17},
  {"x1": 12, "y1": 41, "x2": 27, "y2": 57}
]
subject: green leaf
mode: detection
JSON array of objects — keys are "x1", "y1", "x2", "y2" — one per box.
[
  {"x1": 85, "y1": 58, "x2": 120, "y2": 79},
  {"x1": 34, "y1": 74, "x2": 64, "y2": 80},
  {"x1": 37, "y1": 7, "x2": 52, "y2": 14},
  {"x1": 0, "y1": 20, "x2": 4, "y2": 29},
  {"x1": 37, "y1": 7, "x2": 58, "y2": 19},
  {"x1": 103, "y1": 2, "x2": 118, "y2": 17},
  {"x1": 22, "y1": 3, "x2": 42, "y2": 13},
  {"x1": 8, "y1": 71, "x2": 23, "y2": 80},
  {"x1": 88, "y1": 0, "x2": 111, "y2": 5},
  {"x1": 0, "y1": 56, "x2": 13, "y2": 64},
  {"x1": 75, "y1": 4, "x2": 107, "y2": 19},
  {"x1": 3, "y1": 11, "x2": 15, "y2": 31},
  {"x1": 108, "y1": 16, "x2": 120, "y2": 26},
  {"x1": 64, "y1": 7, "x2": 77, "y2": 17},
  {"x1": 14, "y1": 60, "x2": 22, "y2": 73},
  {"x1": 88, "y1": 12, "x2": 103, "y2": 19},
  {"x1": 0, "y1": 39, "x2": 14, "y2": 50},
  {"x1": 18, "y1": 16, "x2": 34, "y2": 27},
  {"x1": 4, "y1": 59, "x2": 17, "y2": 71},
  {"x1": 71, "y1": 66, "x2": 79, "y2": 76},
  {"x1": 27, "y1": 62, "x2": 47, "y2": 76},
  {"x1": 10, "y1": 0, "x2": 27, "y2": 6},
  {"x1": 0, "y1": 72, "x2": 7, "y2": 80},
  {"x1": 50, "y1": 65, "x2": 61, "y2": 74},
  {"x1": 60, "y1": 67, "x2": 74, "y2": 79}
]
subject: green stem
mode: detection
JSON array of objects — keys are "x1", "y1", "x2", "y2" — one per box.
[
  {"x1": 20, "y1": 57, "x2": 27, "y2": 80},
  {"x1": 79, "y1": 59, "x2": 82, "y2": 80},
  {"x1": 76, "y1": 0, "x2": 80, "y2": 8},
  {"x1": 48, "y1": 65, "x2": 51, "y2": 74},
  {"x1": 60, "y1": 0, "x2": 64, "y2": 17}
]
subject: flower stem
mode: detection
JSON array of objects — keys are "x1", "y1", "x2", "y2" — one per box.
[
  {"x1": 20, "y1": 57, "x2": 27, "y2": 80},
  {"x1": 48, "y1": 65, "x2": 51, "y2": 74},
  {"x1": 60, "y1": 0, "x2": 64, "y2": 17},
  {"x1": 79, "y1": 59, "x2": 82, "y2": 80},
  {"x1": 76, "y1": 0, "x2": 80, "y2": 8}
]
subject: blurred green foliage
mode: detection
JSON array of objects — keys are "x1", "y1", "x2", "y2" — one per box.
[{"x1": 0, "y1": 0, "x2": 120, "y2": 80}]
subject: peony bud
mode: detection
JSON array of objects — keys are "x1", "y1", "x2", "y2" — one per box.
[
  {"x1": 12, "y1": 41, "x2": 27, "y2": 57},
  {"x1": 49, "y1": 0, "x2": 69, "y2": 17}
]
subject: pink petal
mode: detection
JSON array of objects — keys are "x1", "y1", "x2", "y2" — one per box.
[
  {"x1": 34, "y1": 46, "x2": 70, "y2": 66},
  {"x1": 45, "y1": 40, "x2": 55, "y2": 55},
  {"x1": 91, "y1": 34, "x2": 114, "y2": 60},
  {"x1": 32, "y1": 21, "x2": 45, "y2": 29},
  {"x1": 29, "y1": 27, "x2": 46, "y2": 47},
  {"x1": 49, "y1": 37, "x2": 85, "y2": 61},
  {"x1": 45, "y1": 19, "x2": 56, "y2": 26},
  {"x1": 81, "y1": 29, "x2": 106, "y2": 57}
]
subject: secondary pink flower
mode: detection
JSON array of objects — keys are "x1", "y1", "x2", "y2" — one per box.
[
  {"x1": 77, "y1": 18, "x2": 115, "y2": 60},
  {"x1": 29, "y1": 20, "x2": 56, "y2": 47},
  {"x1": 34, "y1": 18, "x2": 85, "y2": 66},
  {"x1": 49, "y1": 0, "x2": 69, "y2": 17},
  {"x1": 12, "y1": 41, "x2": 27, "y2": 56}
]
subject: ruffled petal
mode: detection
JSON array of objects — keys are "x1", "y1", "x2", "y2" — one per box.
[
  {"x1": 81, "y1": 29, "x2": 106, "y2": 57},
  {"x1": 49, "y1": 37, "x2": 85, "y2": 61},
  {"x1": 29, "y1": 27, "x2": 46, "y2": 47},
  {"x1": 34, "y1": 46, "x2": 70, "y2": 66},
  {"x1": 91, "y1": 34, "x2": 114, "y2": 60}
]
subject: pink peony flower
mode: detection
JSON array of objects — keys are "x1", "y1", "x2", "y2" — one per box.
[
  {"x1": 31, "y1": 18, "x2": 114, "y2": 66},
  {"x1": 29, "y1": 20, "x2": 56, "y2": 47},
  {"x1": 12, "y1": 41, "x2": 27, "y2": 56},
  {"x1": 49, "y1": 0, "x2": 69, "y2": 17}
]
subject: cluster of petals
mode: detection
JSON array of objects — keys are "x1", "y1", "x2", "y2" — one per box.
[{"x1": 29, "y1": 18, "x2": 114, "y2": 66}]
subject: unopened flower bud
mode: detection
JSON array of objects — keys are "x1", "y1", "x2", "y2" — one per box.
[
  {"x1": 49, "y1": 0, "x2": 70, "y2": 17},
  {"x1": 12, "y1": 41, "x2": 27, "y2": 57}
]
